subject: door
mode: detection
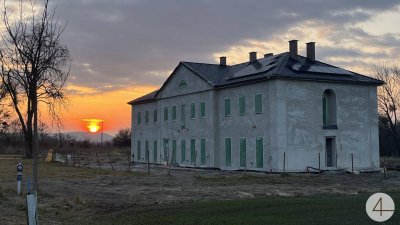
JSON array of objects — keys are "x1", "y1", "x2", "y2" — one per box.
[
  {"x1": 163, "y1": 139, "x2": 169, "y2": 162},
  {"x1": 172, "y1": 140, "x2": 177, "y2": 163},
  {"x1": 326, "y1": 137, "x2": 336, "y2": 167}
]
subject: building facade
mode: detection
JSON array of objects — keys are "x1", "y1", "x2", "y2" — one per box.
[{"x1": 129, "y1": 40, "x2": 383, "y2": 172}]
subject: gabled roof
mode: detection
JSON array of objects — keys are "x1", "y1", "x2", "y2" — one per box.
[{"x1": 128, "y1": 52, "x2": 383, "y2": 105}]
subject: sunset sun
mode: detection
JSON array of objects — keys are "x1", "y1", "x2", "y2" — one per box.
[{"x1": 82, "y1": 119, "x2": 103, "y2": 133}]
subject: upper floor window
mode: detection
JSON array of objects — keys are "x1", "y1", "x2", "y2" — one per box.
[
  {"x1": 153, "y1": 110, "x2": 158, "y2": 123},
  {"x1": 179, "y1": 80, "x2": 187, "y2": 89},
  {"x1": 172, "y1": 106, "x2": 177, "y2": 121},
  {"x1": 200, "y1": 102, "x2": 206, "y2": 118},
  {"x1": 137, "y1": 112, "x2": 141, "y2": 124},
  {"x1": 255, "y1": 94, "x2": 262, "y2": 114},
  {"x1": 322, "y1": 89, "x2": 337, "y2": 128},
  {"x1": 239, "y1": 96, "x2": 245, "y2": 116},
  {"x1": 225, "y1": 99, "x2": 231, "y2": 117},
  {"x1": 164, "y1": 107, "x2": 168, "y2": 122},
  {"x1": 145, "y1": 111, "x2": 149, "y2": 124},
  {"x1": 191, "y1": 103, "x2": 196, "y2": 119}
]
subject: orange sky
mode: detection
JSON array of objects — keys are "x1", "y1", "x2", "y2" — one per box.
[{"x1": 56, "y1": 85, "x2": 158, "y2": 135}]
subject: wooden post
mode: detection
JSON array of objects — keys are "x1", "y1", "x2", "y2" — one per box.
[
  {"x1": 128, "y1": 151, "x2": 131, "y2": 172},
  {"x1": 73, "y1": 149, "x2": 76, "y2": 167},
  {"x1": 108, "y1": 150, "x2": 114, "y2": 171},
  {"x1": 318, "y1": 153, "x2": 321, "y2": 174},
  {"x1": 351, "y1": 153, "x2": 354, "y2": 173},
  {"x1": 95, "y1": 152, "x2": 101, "y2": 171},
  {"x1": 283, "y1": 152, "x2": 286, "y2": 173}
]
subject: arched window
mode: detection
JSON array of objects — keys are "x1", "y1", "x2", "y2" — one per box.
[
  {"x1": 322, "y1": 89, "x2": 337, "y2": 128},
  {"x1": 179, "y1": 80, "x2": 187, "y2": 89}
]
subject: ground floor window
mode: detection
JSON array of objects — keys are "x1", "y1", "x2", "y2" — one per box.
[
  {"x1": 256, "y1": 137, "x2": 263, "y2": 168},
  {"x1": 153, "y1": 140, "x2": 157, "y2": 163},
  {"x1": 200, "y1": 139, "x2": 206, "y2": 165},
  {"x1": 225, "y1": 138, "x2": 231, "y2": 166},
  {"x1": 137, "y1": 140, "x2": 141, "y2": 161},
  {"x1": 181, "y1": 140, "x2": 186, "y2": 163},
  {"x1": 172, "y1": 140, "x2": 177, "y2": 163},
  {"x1": 240, "y1": 138, "x2": 246, "y2": 168},
  {"x1": 191, "y1": 139, "x2": 196, "y2": 164}
]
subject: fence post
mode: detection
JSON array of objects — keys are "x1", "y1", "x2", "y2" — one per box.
[
  {"x1": 108, "y1": 150, "x2": 114, "y2": 171},
  {"x1": 95, "y1": 152, "x2": 101, "y2": 171},
  {"x1": 318, "y1": 153, "x2": 321, "y2": 174},
  {"x1": 128, "y1": 151, "x2": 131, "y2": 172}
]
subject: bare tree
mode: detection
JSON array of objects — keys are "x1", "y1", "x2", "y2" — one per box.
[
  {"x1": 0, "y1": 0, "x2": 70, "y2": 190},
  {"x1": 373, "y1": 63, "x2": 400, "y2": 156}
]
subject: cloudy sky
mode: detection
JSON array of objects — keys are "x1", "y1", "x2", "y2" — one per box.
[{"x1": 23, "y1": 0, "x2": 400, "y2": 134}]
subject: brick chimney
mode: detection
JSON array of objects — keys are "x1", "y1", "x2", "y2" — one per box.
[
  {"x1": 306, "y1": 42, "x2": 315, "y2": 62},
  {"x1": 249, "y1": 52, "x2": 257, "y2": 63},
  {"x1": 220, "y1": 56, "x2": 227, "y2": 66},
  {"x1": 289, "y1": 40, "x2": 298, "y2": 61}
]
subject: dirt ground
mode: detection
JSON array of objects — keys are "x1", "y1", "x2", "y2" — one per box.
[{"x1": 1, "y1": 158, "x2": 400, "y2": 225}]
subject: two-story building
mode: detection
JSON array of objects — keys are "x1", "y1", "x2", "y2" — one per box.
[{"x1": 128, "y1": 40, "x2": 383, "y2": 172}]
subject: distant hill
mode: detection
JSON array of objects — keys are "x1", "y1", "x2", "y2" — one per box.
[{"x1": 66, "y1": 132, "x2": 114, "y2": 143}]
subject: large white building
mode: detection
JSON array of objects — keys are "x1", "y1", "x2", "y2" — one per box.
[{"x1": 128, "y1": 40, "x2": 383, "y2": 172}]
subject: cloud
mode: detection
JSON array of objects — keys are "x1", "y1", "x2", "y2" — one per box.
[{"x1": 48, "y1": 0, "x2": 400, "y2": 91}]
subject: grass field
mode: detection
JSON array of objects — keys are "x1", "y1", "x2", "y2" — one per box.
[
  {"x1": 1, "y1": 158, "x2": 400, "y2": 225},
  {"x1": 89, "y1": 194, "x2": 400, "y2": 225}
]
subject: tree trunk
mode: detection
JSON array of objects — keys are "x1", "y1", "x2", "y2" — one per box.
[{"x1": 32, "y1": 89, "x2": 39, "y2": 191}]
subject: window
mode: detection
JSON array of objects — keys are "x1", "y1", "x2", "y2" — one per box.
[
  {"x1": 256, "y1": 137, "x2": 263, "y2": 168},
  {"x1": 153, "y1": 110, "x2": 158, "y2": 123},
  {"x1": 181, "y1": 140, "x2": 186, "y2": 163},
  {"x1": 145, "y1": 111, "x2": 149, "y2": 124},
  {"x1": 191, "y1": 139, "x2": 196, "y2": 164},
  {"x1": 172, "y1": 106, "x2": 177, "y2": 121},
  {"x1": 137, "y1": 112, "x2": 141, "y2": 124},
  {"x1": 164, "y1": 107, "x2": 168, "y2": 122},
  {"x1": 240, "y1": 138, "x2": 246, "y2": 167},
  {"x1": 239, "y1": 96, "x2": 245, "y2": 116},
  {"x1": 200, "y1": 102, "x2": 206, "y2": 118},
  {"x1": 153, "y1": 140, "x2": 157, "y2": 163},
  {"x1": 255, "y1": 94, "x2": 262, "y2": 114},
  {"x1": 172, "y1": 140, "x2": 177, "y2": 163},
  {"x1": 145, "y1": 140, "x2": 149, "y2": 161},
  {"x1": 224, "y1": 99, "x2": 231, "y2": 117},
  {"x1": 181, "y1": 104, "x2": 186, "y2": 128},
  {"x1": 200, "y1": 139, "x2": 206, "y2": 165},
  {"x1": 179, "y1": 80, "x2": 187, "y2": 89},
  {"x1": 137, "y1": 140, "x2": 141, "y2": 161},
  {"x1": 191, "y1": 103, "x2": 195, "y2": 119},
  {"x1": 322, "y1": 89, "x2": 337, "y2": 128},
  {"x1": 225, "y1": 138, "x2": 231, "y2": 166}
]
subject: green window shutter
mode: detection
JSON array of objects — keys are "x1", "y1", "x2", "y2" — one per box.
[
  {"x1": 153, "y1": 140, "x2": 157, "y2": 163},
  {"x1": 164, "y1": 107, "x2": 168, "y2": 122},
  {"x1": 322, "y1": 97, "x2": 327, "y2": 126},
  {"x1": 255, "y1": 94, "x2": 262, "y2": 114},
  {"x1": 137, "y1": 112, "x2": 141, "y2": 124},
  {"x1": 225, "y1": 138, "x2": 231, "y2": 166},
  {"x1": 137, "y1": 141, "x2": 141, "y2": 161},
  {"x1": 191, "y1": 139, "x2": 196, "y2": 164},
  {"x1": 191, "y1": 103, "x2": 195, "y2": 119},
  {"x1": 181, "y1": 140, "x2": 186, "y2": 163},
  {"x1": 181, "y1": 104, "x2": 186, "y2": 128},
  {"x1": 153, "y1": 110, "x2": 158, "y2": 123},
  {"x1": 200, "y1": 102, "x2": 206, "y2": 118},
  {"x1": 200, "y1": 139, "x2": 206, "y2": 165},
  {"x1": 145, "y1": 111, "x2": 149, "y2": 124},
  {"x1": 240, "y1": 138, "x2": 246, "y2": 167},
  {"x1": 172, "y1": 140, "x2": 177, "y2": 163},
  {"x1": 256, "y1": 137, "x2": 264, "y2": 168},
  {"x1": 172, "y1": 106, "x2": 177, "y2": 121},
  {"x1": 145, "y1": 140, "x2": 149, "y2": 161},
  {"x1": 224, "y1": 99, "x2": 231, "y2": 117},
  {"x1": 239, "y1": 96, "x2": 245, "y2": 116}
]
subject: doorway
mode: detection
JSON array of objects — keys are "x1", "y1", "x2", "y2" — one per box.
[{"x1": 326, "y1": 137, "x2": 336, "y2": 167}]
